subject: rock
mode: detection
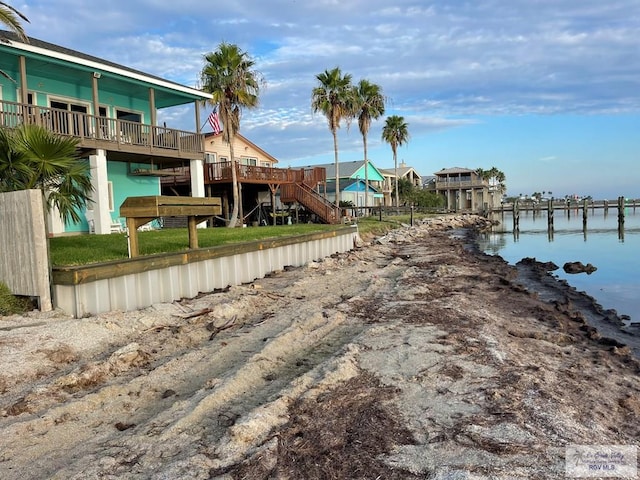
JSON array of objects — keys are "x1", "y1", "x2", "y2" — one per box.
[
  {"x1": 563, "y1": 261, "x2": 597, "y2": 274},
  {"x1": 517, "y1": 257, "x2": 559, "y2": 271}
]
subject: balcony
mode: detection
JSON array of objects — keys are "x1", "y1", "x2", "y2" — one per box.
[
  {"x1": 0, "y1": 100, "x2": 204, "y2": 161},
  {"x1": 162, "y1": 162, "x2": 328, "y2": 187},
  {"x1": 435, "y1": 179, "x2": 487, "y2": 190}
]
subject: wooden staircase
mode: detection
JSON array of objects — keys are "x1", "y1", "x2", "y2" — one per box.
[{"x1": 281, "y1": 182, "x2": 340, "y2": 224}]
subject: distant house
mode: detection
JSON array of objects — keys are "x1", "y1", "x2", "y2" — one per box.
[
  {"x1": 379, "y1": 161, "x2": 423, "y2": 206},
  {"x1": 0, "y1": 30, "x2": 211, "y2": 235},
  {"x1": 161, "y1": 132, "x2": 280, "y2": 219},
  {"x1": 433, "y1": 167, "x2": 494, "y2": 212},
  {"x1": 304, "y1": 160, "x2": 386, "y2": 206},
  {"x1": 161, "y1": 133, "x2": 340, "y2": 225}
]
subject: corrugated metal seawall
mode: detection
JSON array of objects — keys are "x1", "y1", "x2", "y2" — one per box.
[{"x1": 52, "y1": 227, "x2": 359, "y2": 318}]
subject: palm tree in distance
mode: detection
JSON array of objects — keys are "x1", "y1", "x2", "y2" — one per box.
[
  {"x1": 311, "y1": 67, "x2": 353, "y2": 205},
  {"x1": 381, "y1": 115, "x2": 410, "y2": 213},
  {"x1": 476, "y1": 166, "x2": 506, "y2": 207},
  {"x1": 353, "y1": 79, "x2": 385, "y2": 209},
  {"x1": 200, "y1": 42, "x2": 260, "y2": 228},
  {"x1": 0, "y1": 124, "x2": 92, "y2": 224}
]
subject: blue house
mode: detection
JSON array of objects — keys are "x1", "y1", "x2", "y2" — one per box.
[
  {"x1": 0, "y1": 31, "x2": 211, "y2": 234},
  {"x1": 305, "y1": 160, "x2": 387, "y2": 206}
]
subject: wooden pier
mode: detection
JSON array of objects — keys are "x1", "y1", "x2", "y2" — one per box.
[{"x1": 491, "y1": 197, "x2": 635, "y2": 240}]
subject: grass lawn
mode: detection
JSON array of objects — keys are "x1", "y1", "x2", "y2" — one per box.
[{"x1": 49, "y1": 214, "x2": 436, "y2": 267}]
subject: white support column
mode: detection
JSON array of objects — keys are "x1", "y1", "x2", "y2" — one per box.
[
  {"x1": 46, "y1": 203, "x2": 65, "y2": 235},
  {"x1": 89, "y1": 149, "x2": 111, "y2": 234},
  {"x1": 190, "y1": 158, "x2": 207, "y2": 228},
  {"x1": 190, "y1": 159, "x2": 205, "y2": 198}
]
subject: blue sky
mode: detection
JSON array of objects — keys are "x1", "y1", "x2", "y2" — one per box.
[{"x1": 14, "y1": 0, "x2": 640, "y2": 199}]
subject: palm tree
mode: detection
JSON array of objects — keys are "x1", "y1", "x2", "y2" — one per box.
[
  {"x1": 0, "y1": 124, "x2": 92, "y2": 224},
  {"x1": 381, "y1": 115, "x2": 409, "y2": 213},
  {"x1": 476, "y1": 166, "x2": 506, "y2": 207},
  {"x1": 311, "y1": 67, "x2": 353, "y2": 204},
  {"x1": 0, "y1": 2, "x2": 28, "y2": 41},
  {"x1": 0, "y1": 2, "x2": 29, "y2": 82},
  {"x1": 353, "y1": 79, "x2": 385, "y2": 209},
  {"x1": 200, "y1": 42, "x2": 260, "y2": 228}
]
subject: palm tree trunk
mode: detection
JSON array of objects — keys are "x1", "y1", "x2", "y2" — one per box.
[
  {"x1": 332, "y1": 128, "x2": 340, "y2": 205},
  {"x1": 363, "y1": 134, "x2": 369, "y2": 211},
  {"x1": 228, "y1": 141, "x2": 239, "y2": 228},
  {"x1": 394, "y1": 149, "x2": 399, "y2": 215}
]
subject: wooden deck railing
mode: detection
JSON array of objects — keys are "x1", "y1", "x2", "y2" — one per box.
[
  {"x1": 0, "y1": 99, "x2": 203, "y2": 158},
  {"x1": 161, "y1": 161, "x2": 338, "y2": 223},
  {"x1": 435, "y1": 179, "x2": 486, "y2": 189},
  {"x1": 203, "y1": 162, "x2": 327, "y2": 187}
]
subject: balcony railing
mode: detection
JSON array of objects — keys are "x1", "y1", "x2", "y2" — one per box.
[
  {"x1": 203, "y1": 162, "x2": 327, "y2": 187},
  {"x1": 435, "y1": 179, "x2": 487, "y2": 189},
  {"x1": 0, "y1": 100, "x2": 203, "y2": 159}
]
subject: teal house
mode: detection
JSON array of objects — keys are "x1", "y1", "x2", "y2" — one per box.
[
  {"x1": 0, "y1": 31, "x2": 211, "y2": 235},
  {"x1": 308, "y1": 160, "x2": 386, "y2": 207}
]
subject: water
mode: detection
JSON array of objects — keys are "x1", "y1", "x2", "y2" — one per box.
[{"x1": 476, "y1": 206, "x2": 640, "y2": 323}]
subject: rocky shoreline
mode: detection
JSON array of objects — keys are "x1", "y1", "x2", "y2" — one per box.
[{"x1": 0, "y1": 214, "x2": 638, "y2": 479}]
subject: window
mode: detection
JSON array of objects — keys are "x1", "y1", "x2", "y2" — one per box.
[
  {"x1": 49, "y1": 99, "x2": 90, "y2": 136},
  {"x1": 240, "y1": 157, "x2": 257, "y2": 166},
  {"x1": 220, "y1": 156, "x2": 228, "y2": 162},
  {"x1": 205, "y1": 153, "x2": 217, "y2": 164}
]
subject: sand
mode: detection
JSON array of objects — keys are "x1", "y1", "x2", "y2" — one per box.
[{"x1": 0, "y1": 214, "x2": 638, "y2": 479}]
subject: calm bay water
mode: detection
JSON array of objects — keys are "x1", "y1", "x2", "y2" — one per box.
[{"x1": 476, "y1": 206, "x2": 640, "y2": 323}]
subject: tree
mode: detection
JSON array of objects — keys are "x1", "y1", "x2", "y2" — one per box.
[
  {"x1": 381, "y1": 115, "x2": 409, "y2": 213},
  {"x1": 0, "y1": 124, "x2": 92, "y2": 224},
  {"x1": 311, "y1": 67, "x2": 353, "y2": 204},
  {"x1": 0, "y1": 2, "x2": 28, "y2": 41},
  {"x1": 397, "y1": 177, "x2": 414, "y2": 202},
  {"x1": 476, "y1": 166, "x2": 506, "y2": 206},
  {"x1": 200, "y1": 42, "x2": 260, "y2": 228},
  {"x1": 0, "y1": 2, "x2": 29, "y2": 81},
  {"x1": 353, "y1": 79, "x2": 385, "y2": 209}
]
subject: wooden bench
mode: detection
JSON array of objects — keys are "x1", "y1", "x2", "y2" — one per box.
[{"x1": 120, "y1": 195, "x2": 222, "y2": 257}]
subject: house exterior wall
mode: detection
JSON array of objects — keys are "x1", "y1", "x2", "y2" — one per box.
[
  {"x1": 0, "y1": 67, "x2": 151, "y2": 123},
  {"x1": 204, "y1": 134, "x2": 277, "y2": 167}
]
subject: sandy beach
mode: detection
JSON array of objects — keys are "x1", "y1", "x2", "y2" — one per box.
[{"x1": 0, "y1": 215, "x2": 638, "y2": 479}]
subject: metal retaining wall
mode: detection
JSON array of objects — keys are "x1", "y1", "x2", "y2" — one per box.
[{"x1": 52, "y1": 227, "x2": 359, "y2": 318}]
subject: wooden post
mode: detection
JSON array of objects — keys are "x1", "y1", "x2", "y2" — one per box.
[
  {"x1": 188, "y1": 216, "x2": 198, "y2": 249},
  {"x1": 618, "y1": 196, "x2": 625, "y2": 231},
  {"x1": 271, "y1": 188, "x2": 277, "y2": 226},
  {"x1": 238, "y1": 182, "x2": 244, "y2": 227},
  {"x1": 126, "y1": 218, "x2": 139, "y2": 257},
  {"x1": 547, "y1": 197, "x2": 554, "y2": 233},
  {"x1": 513, "y1": 200, "x2": 520, "y2": 232},
  {"x1": 582, "y1": 198, "x2": 588, "y2": 231}
]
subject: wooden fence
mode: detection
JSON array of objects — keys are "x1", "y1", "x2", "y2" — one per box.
[{"x1": 0, "y1": 190, "x2": 52, "y2": 311}]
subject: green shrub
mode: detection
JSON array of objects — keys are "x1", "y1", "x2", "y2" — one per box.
[{"x1": 0, "y1": 282, "x2": 33, "y2": 317}]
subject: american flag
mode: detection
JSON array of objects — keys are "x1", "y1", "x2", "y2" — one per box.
[{"x1": 208, "y1": 109, "x2": 222, "y2": 134}]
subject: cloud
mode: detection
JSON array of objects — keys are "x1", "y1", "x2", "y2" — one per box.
[{"x1": 16, "y1": 0, "x2": 640, "y2": 164}]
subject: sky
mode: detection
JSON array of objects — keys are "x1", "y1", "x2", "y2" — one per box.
[{"x1": 13, "y1": 0, "x2": 640, "y2": 199}]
